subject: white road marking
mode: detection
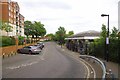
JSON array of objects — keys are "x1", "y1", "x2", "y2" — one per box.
[
  {"x1": 56, "y1": 46, "x2": 90, "y2": 78},
  {"x1": 62, "y1": 49, "x2": 65, "y2": 51},
  {"x1": 79, "y1": 58, "x2": 90, "y2": 79},
  {"x1": 56, "y1": 45, "x2": 96, "y2": 78},
  {"x1": 80, "y1": 58, "x2": 96, "y2": 78},
  {"x1": 41, "y1": 57, "x2": 44, "y2": 60},
  {"x1": 6, "y1": 61, "x2": 38, "y2": 70},
  {"x1": 59, "y1": 50, "x2": 90, "y2": 78}
]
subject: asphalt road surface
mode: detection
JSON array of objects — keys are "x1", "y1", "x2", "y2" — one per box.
[{"x1": 2, "y1": 42, "x2": 88, "y2": 78}]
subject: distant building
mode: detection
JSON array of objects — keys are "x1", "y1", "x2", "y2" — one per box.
[
  {"x1": 65, "y1": 30, "x2": 100, "y2": 54},
  {"x1": 65, "y1": 30, "x2": 100, "y2": 40},
  {"x1": 0, "y1": 0, "x2": 25, "y2": 37},
  {"x1": 118, "y1": 1, "x2": 120, "y2": 32}
]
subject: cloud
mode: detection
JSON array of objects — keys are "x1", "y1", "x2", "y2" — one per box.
[
  {"x1": 40, "y1": 1, "x2": 71, "y2": 10},
  {"x1": 20, "y1": 0, "x2": 71, "y2": 10},
  {"x1": 14, "y1": 0, "x2": 119, "y2": 34}
]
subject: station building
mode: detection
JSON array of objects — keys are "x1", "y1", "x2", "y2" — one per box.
[{"x1": 65, "y1": 30, "x2": 100, "y2": 54}]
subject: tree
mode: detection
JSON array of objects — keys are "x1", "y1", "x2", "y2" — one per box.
[
  {"x1": 24, "y1": 21, "x2": 46, "y2": 38},
  {"x1": 110, "y1": 27, "x2": 119, "y2": 39},
  {"x1": 89, "y1": 25, "x2": 119, "y2": 62},
  {"x1": 55, "y1": 26, "x2": 66, "y2": 44},
  {"x1": 0, "y1": 22, "x2": 13, "y2": 36},
  {"x1": 100, "y1": 24, "x2": 107, "y2": 38},
  {"x1": 33, "y1": 21, "x2": 46, "y2": 38},
  {"x1": 46, "y1": 33, "x2": 54, "y2": 37},
  {"x1": 68, "y1": 31, "x2": 74, "y2": 36},
  {"x1": 24, "y1": 20, "x2": 34, "y2": 37},
  {"x1": 46, "y1": 33, "x2": 54, "y2": 40}
]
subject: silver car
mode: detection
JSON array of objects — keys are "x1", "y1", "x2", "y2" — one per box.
[
  {"x1": 17, "y1": 46, "x2": 41, "y2": 54},
  {"x1": 37, "y1": 42, "x2": 44, "y2": 49}
]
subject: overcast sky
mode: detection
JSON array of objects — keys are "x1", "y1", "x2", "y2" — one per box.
[{"x1": 13, "y1": 0, "x2": 119, "y2": 34}]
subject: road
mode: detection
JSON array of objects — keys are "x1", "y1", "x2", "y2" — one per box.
[{"x1": 2, "y1": 42, "x2": 89, "y2": 78}]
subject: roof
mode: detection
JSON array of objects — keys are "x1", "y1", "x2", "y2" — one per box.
[
  {"x1": 69, "y1": 30, "x2": 100, "y2": 38},
  {"x1": 65, "y1": 30, "x2": 100, "y2": 40}
]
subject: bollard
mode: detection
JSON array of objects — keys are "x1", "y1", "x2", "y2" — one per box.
[
  {"x1": 108, "y1": 69, "x2": 115, "y2": 79},
  {"x1": 2, "y1": 53, "x2": 5, "y2": 59},
  {"x1": 7, "y1": 54, "x2": 10, "y2": 57},
  {"x1": 11, "y1": 51, "x2": 14, "y2": 56}
]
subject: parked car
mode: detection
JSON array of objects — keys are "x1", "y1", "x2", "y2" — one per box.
[
  {"x1": 17, "y1": 46, "x2": 41, "y2": 54},
  {"x1": 37, "y1": 42, "x2": 44, "y2": 49},
  {"x1": 34, "y1": 44, "x2": 43, "y2": 50}
]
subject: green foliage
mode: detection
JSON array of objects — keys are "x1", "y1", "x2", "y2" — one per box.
[
  {"x1": 0, "y1": 36, "x2": 15, "y2": 47},
  {"x1": 46, "y1": 33, "x2": 54, "y2": 37},
  {"x1": 68, "y1": 31, "x2": 74, "y2": 36},
  {"x1": 46, "y1": 33, "x2": 54, "y2": 40},
  {"x1": 55, "y1": 26, "x2": 66, "y2": 44},
  {"x1": 0, "y1": 22, "x2": 13, "y2": 36},
  {"x1": 34, "y1": 21, "x2": 46, "y2": 37},
  {"x1": 110, "y1": 27, "x2": 119, "y2": 39},
  {"x1": 24, "y1": 21, "x2": 46, "y2": 38},
  {"x1": 100, "y1": 24, "x2": 107, "y2": 38},
  {"x1": 24, "y1": 21, "x2": 34, "y2": 37},
  {"x1": 89, "y1": 24, "x2": 119, "y2": 63},
  {"x1": 18, "y1": 36, "x2": 24, "y2": 45}
]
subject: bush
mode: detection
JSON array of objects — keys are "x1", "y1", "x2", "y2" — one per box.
[
  {"x1": 0, "y1": 36, "x2": 15, "y2": 47},
  {"x1": 89, "y1": 38, "x2": 119, "y2": 63},
  {"x1": 18, "y1": 36, "x2": 24, "y2": 45}
]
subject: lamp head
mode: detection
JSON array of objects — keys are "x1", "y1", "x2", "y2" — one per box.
[{"x1": 101, "y1": 14, "x2": 109, "y2": 17}]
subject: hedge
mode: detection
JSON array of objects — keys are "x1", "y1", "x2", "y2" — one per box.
[{"x1": 0, "y1": 36, "x2": 15, "y2": 47}]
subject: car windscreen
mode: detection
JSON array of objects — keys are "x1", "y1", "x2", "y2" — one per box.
[{"x1": 23, "y1": 46, "x2": 31, "y2": 48}]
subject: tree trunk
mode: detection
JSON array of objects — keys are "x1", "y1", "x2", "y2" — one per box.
[
  {"x1": 7, "y1": 32, "x2": 8, "y2": 36},
  {"x1": 32, "y1": 35, "x2": 34, "y2": 38}
]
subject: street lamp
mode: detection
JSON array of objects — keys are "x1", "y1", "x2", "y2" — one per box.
[{"x1": 101, "y1": 14, "x2": 109, "y2": 62}]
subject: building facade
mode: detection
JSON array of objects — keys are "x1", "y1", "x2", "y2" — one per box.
[
  {"x1": 19, "y1": 14, "x2": 24, "y2": 36},
  {"x1": 0, "y1": 0, "x2": 24, "y2": 37}
]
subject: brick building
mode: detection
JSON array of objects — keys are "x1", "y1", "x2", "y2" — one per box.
[{"x1": 0, "y1": 0, "x2": 24, "y2": 36}]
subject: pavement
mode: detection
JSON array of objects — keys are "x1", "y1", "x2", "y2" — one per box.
[
  {"x1": 100, "y1": 59, "x2": 119, "y2": 79},
  {"x1": 60, "y1": 45, "x2": 119, "y2": 79}
]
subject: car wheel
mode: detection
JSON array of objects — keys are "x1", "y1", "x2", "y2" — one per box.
[
  {"x1": 17, "y1": 50, "x2": 21, "y2": 53},
  {"x1": 37, "y1": 53, "x2": 39, "y2": 54},
  {"x1": 40, "y1": 47, "x2": 42, "y2": 50},
  {"x1": 29, "y1": 50, "x2": 32, "y2": 55}
]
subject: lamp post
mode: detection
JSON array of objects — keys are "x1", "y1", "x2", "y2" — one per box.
[{"x1": 101, "y1": 14, "x2": 109, "y2": 62}]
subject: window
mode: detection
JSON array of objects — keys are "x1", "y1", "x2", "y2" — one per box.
[
  {"x1": 9, "y1": 12, "x2": 10, "y2": 16},
  {"x1": 24, "y1": 46, "x2": 31, "y2": 49},
  {"x1": 9, "y1": 6, "x2": 10, "y2": 10}
]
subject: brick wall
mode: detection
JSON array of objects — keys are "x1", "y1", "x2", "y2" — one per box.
[{"x1": 0, "y1": 43, "x2": 35, "y2": 56}]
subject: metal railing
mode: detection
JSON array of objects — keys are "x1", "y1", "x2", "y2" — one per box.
[{"x1": 79, "y1": 55, "x2": 106, "y2": 80}]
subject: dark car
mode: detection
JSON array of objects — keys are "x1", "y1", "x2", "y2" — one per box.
[
  {"x1": 17, "y1": 46, "x2": 41, "y2": 54},
  {"x1": 37, "y1": 42, "x2": 44, "y2": 49}
]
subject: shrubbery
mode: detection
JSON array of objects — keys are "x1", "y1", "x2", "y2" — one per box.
[
  {"x1": 90, "y1": 38, "x2": 119, "y2": 63},
  {"x1": 18, "y1": 36, "x2": 24, "y2": 45},
  {"x1": 0, "y1": 36, "x2": 15, "y2": 47},
  {"x1": 89, "y1": 25, "x2": 119, "y2": 63}
]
